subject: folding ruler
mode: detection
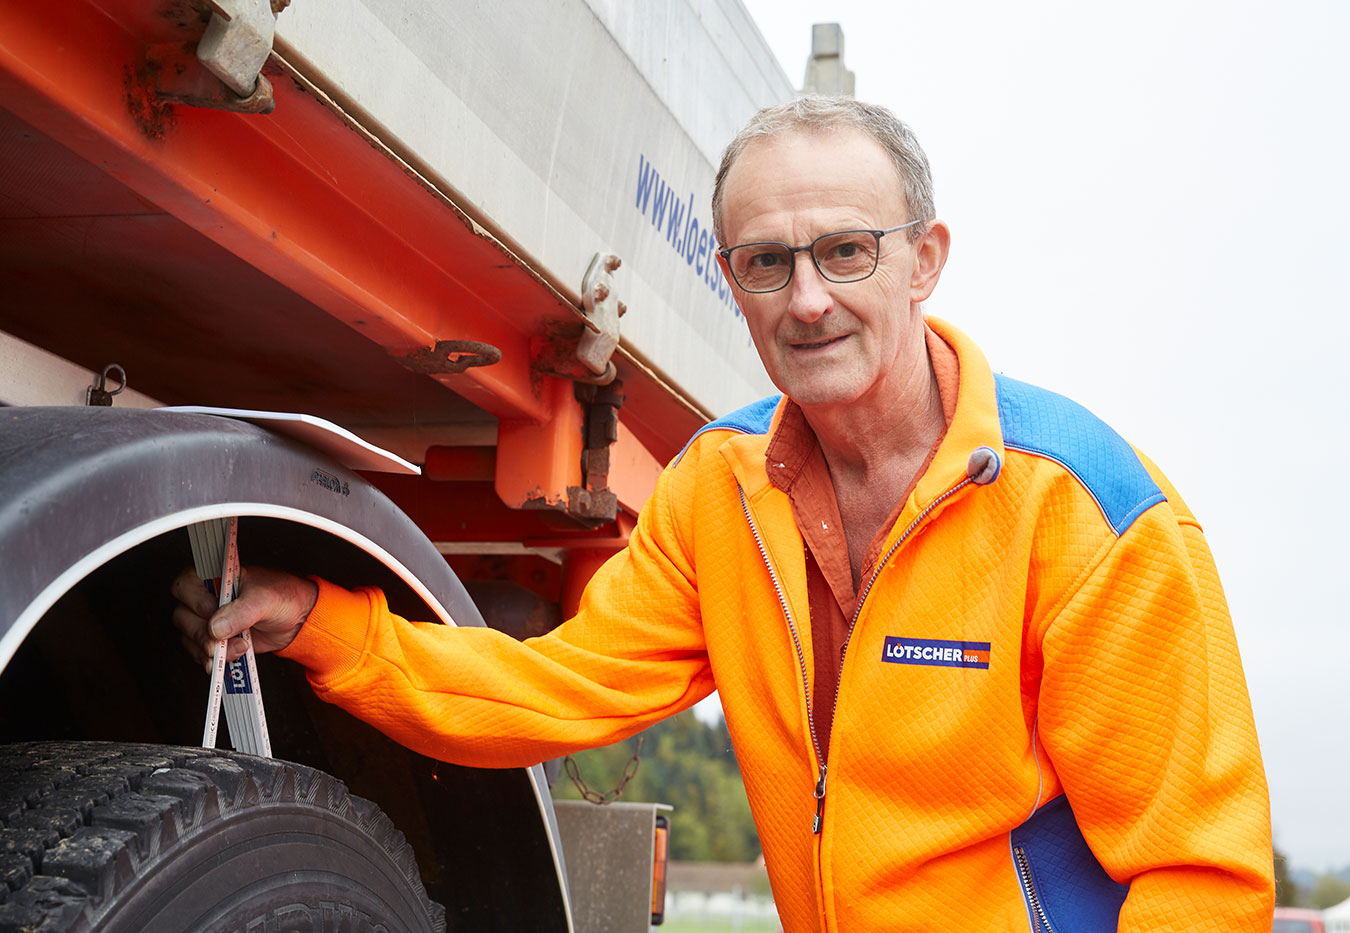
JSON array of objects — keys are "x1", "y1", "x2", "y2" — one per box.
[{"x1": 188, "y1": 517, "x2": 271, "y2": 757}]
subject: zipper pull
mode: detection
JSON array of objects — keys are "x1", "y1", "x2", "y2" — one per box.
[{"x1": 812, "y1": 764, "x2": 828, "y2": 834}]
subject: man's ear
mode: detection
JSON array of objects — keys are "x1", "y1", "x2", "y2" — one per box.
[
  {"x1": 910, "y1": 220, "x2": 951, "y2": 304},
  {"x1": 715, "y1": 249, "x2": 734, "y2": 287},
  {"x1": 716, "y1": 250, "x2": 747, "y2": 307}
]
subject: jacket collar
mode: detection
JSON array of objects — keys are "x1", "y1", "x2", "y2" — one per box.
[
  {"x1": 719, "y1": 316, "x2": 1006, "y2": 509},
  {"x1": 918, "y1": 316, "x2": 1006, "y2": 502}
]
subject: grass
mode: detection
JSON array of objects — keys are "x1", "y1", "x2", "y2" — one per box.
[{"x1": 654, "y1": 918, "x2": 782, "y2": 932}]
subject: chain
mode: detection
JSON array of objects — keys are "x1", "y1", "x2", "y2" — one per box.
[{"x1": 563, "y1": 736, "x2": 643, "y2": 805}]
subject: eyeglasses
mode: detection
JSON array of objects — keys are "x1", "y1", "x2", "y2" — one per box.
[{"x1": 717, "y1": 219, "x2": 926, "y2": 294}]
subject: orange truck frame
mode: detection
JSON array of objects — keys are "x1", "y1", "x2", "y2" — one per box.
[{"x1": 0, "y1": 0, "x2": 799, "y2": 928}]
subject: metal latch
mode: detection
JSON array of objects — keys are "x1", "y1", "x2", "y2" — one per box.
[
  {"x1": 576, "y1": 253, "x2": 625, "y2": 383},
  {"x1": 198, "y1": 0, "x2": 287, "y2": 100}
]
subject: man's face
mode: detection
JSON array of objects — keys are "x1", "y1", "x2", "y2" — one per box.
[{"x1": 718, "y1": 129, "x2": 925, "y2": 410}]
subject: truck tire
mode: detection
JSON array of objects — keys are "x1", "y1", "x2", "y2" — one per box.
[
  {"x1": 0, "y1": 741, "x2": 446, "y2": 933},
  {"x1": 0, "y1": 409, "x2": 573, "y2": 929}
]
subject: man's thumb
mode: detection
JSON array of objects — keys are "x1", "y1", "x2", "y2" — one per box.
[{"x1": 208, "y1": 601, "x2": 254, "y2": 640}]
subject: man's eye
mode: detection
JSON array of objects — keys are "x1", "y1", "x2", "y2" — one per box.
[
  {"x1": 818, "y1": 235, "x2": 875, "y2": 267},
  {"x1": 749, "y1": 251, "x2": 783, "y2": 268}
]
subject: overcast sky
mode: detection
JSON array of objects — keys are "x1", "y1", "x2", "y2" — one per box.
[{"x1": 734, "y1": 0, "x2": 1350, "y2": 872}]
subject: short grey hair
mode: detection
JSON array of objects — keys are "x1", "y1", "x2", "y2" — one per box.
[{"x1": 712, "y1": 96, "x2": 935, "y2": 246}]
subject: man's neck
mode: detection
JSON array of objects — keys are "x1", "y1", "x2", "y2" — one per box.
[
  {"x1": 800, "y1": 333, "x2": 945, "y2": 483},
  {"x1": 797, "y1": 321, "x2": 945, "y2": 590}
]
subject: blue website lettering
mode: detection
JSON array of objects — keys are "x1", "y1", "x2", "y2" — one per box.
[{"x1": 635, "y1": 154, "x2": 741, "y2": 320}]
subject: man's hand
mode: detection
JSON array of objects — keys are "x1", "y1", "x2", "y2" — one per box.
[{"x1": 171, "y1": 566, "x2": 318, "y2": 669}]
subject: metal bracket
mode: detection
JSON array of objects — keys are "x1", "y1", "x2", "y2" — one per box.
[
  {"x1": 576, "y1": 253, "x2": 624, "y2": 380},
  {"x1": 566, "y1": 380, "x2": 625, "y2": 525},
  {"x1": 151, "y1": 50, "x2": 277, "y2": 114},
  {"x1": 198, "y1": 0, "x2": 281, "y2": 99}
]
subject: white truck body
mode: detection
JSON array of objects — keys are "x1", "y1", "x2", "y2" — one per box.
[{"x1": 278, "y1": 0, "x2": 789, "y2": 417}]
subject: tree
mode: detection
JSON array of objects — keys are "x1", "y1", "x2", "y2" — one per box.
[
  {"x1": 1311, "y1": 874, "x2": 1350, "y2": 910},
  {"x1": 554, "y1": 710, "x2": 761, "y2": 861},
  {"x1": 1274, "y1": 846, "x2": 1300, "y2": 907}
]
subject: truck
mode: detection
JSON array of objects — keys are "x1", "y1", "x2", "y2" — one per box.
[{"x1": 0, "y1": 0, "x2": 809, "y2": 928}]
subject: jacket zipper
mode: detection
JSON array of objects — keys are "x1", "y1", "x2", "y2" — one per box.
[
  {"x1": 1012, "y1": 845, "x2": 1053, "y2": 932},
  {"x1": 737, "y1": 485, "x2": 828, "y2": 832},
  {"x1": 737, "y1": 476, "x2": 973, "y2": 835}
]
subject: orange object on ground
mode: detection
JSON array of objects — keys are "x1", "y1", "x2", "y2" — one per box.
[{"x1": 281, "y1": 317, "x2": 1274, "y2": 931}]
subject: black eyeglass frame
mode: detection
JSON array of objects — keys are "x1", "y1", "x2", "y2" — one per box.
[{"x1": 717, "y1": 219, "x2": 927, "y2": 294}]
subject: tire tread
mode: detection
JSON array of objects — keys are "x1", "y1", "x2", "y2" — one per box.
[{"x1": 0, "y1": 742, "x2": 445, "y2": 933}]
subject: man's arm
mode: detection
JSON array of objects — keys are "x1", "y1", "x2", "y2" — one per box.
[
  {"x1": 1036, "y1": 497, "x2": 1274, "y2": 929},
  {"x1": 172, "y1": 449, "x2": 714, "y2": 768}
]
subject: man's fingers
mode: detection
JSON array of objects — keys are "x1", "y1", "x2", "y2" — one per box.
[
  {"x1": 207, "y1": 604, "x2": 243, "y2": 641},
  {"x1": 207, "y1": 582, "x2": 276, "y2": 641},
  {"x1": 171, "y1": 602, "x2": 212, "y2": 656},
  {"x1": 169, "y1": 600, "x2": 204, "y2": 637},
  {"x1": 170, "y1": 567, "x2": 218, "y2": 619},
  {"x1": 193, "y1": 632, "x2": 250, "y2": 668},
  {"x1": 176, "y1": 621, "x2": 211, "y2": 668},
  {"x1": 171, "y1": 565, "x2": 313, "y2": 669},
  {"x1": 225, "y1": 634, "x2": 251, "y2": 663}
]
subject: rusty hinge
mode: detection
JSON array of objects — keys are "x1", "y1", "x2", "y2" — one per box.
[
  {"x1": 149, "y1": 0, "x2": 291, "y2": 114},
  {"x1": 198, "y1": 0, "x2": 281, "y2": 98},
  {"x1": 531, "y1": 253, "x2": 625, "y2": 387}
]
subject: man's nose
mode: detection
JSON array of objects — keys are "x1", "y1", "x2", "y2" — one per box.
[{"x1": 785, "y1": 252, "x2": 831, "y2": 322}]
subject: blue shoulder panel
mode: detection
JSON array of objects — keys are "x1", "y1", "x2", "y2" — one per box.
[
  {"x1": 1010, "y1": 795, "x2": 1129, "y2": 931},
  {"x1": 674, "y1": 394, "x2": 781, "y2": 465},
  {"x1": 995, "y1": 374, "x2": 1165, "y2": 535}
]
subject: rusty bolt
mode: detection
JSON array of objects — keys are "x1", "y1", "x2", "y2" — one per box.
[
  {"x1": 593, "y1": 283, "x2": 610, "y2": 303},
  {"x1": 617, "y1": 301, "x2": 628, "y2": 318},
  {"x1": 605, "y1": 255, "x2": 622, "y2": 273}
]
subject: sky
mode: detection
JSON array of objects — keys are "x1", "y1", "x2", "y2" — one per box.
[{"x1": 731, "y1": 0, "x2": 1350, "y2": 872}]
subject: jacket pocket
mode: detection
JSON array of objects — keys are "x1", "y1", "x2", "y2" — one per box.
[{"x1": 1009, "y1": 795, "x2": 1129, "y2": 932}]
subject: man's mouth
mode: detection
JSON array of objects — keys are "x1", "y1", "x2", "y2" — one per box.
[{"x1": 789, "y1": 334, "x2": 846, "y2": 351}]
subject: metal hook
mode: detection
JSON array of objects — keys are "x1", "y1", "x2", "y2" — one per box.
[
  {"x1": 86, "y1": 364, "x2": 127, "y2": 406},
  {"x1": 401, "y1": 340, "x2": 502, "y2": 375}
]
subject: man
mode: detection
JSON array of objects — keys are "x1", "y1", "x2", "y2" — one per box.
[{"x1": 175, "y1": 97, "x2": 1274, "y2": 930}]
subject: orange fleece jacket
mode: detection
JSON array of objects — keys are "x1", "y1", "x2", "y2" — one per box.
[{"x1": 280, "y1": 317, "x2": 1273, "y2": 931}]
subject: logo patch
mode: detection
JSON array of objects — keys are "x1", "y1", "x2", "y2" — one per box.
[
  {"x1": 224, "y1": 657, "x2": 254, "y2": 694},
  {"x1": 882, "y1": 636, "x2": 990, "y2": 670}
]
